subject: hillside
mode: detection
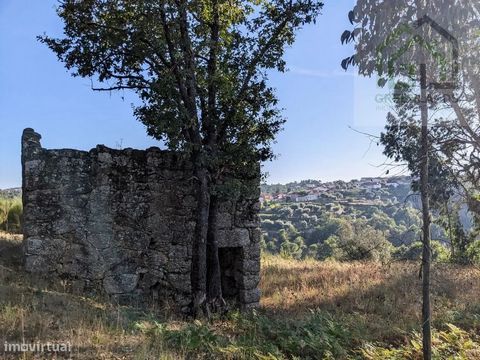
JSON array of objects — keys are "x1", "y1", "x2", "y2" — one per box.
[
  {"x1": 0, "y1": 188, "x2": 21, "y2": 199},
  {"x1": 259, "y1": 176, "x2": 470, "y2": 262}
]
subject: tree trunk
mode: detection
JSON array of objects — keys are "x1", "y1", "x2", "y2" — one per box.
[
  {"x1": 206, "y1": 195, "x2": 226, "y2": 313},
  {"x1": 190, "y1": 162, "x2": 210, "y2": 317},
  {"x1": 420, "y1": 63, "x2": 432, "y2": 360}
]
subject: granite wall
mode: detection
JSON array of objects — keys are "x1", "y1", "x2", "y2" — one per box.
[{"x1": 22, "y1": 128, "x2": 261, "y2": 311}]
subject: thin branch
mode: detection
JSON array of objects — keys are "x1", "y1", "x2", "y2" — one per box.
[{"x1": 348, "y1": 126, "x2": 381, "y2": 139}]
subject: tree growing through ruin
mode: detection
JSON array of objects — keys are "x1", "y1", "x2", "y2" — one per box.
[{"x1": 40, "y1": 0, "x2": 323, "y2": 316}]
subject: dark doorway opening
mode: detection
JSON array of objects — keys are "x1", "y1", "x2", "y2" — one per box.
[{"x1": 218, "y1": 247, "x2": 242, "y2": 301}]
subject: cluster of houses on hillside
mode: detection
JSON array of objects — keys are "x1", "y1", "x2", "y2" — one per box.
[{"x1": 260, "y1": 176, "x2": 411, "y2": 204}]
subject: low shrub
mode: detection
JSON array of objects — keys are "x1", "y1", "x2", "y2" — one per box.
[
  {"x1": 362, "y1": 324, "x2": 480, "y2": 359},
  {"x1": 135, "y1": 310, "x2": 355, "y2": 359}
]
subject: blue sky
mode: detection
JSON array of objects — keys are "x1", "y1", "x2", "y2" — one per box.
[{"x1": 0, "y1": 0, "x2": 393, "y2": 189}]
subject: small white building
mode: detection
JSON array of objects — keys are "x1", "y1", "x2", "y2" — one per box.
[
  {"x1": 295, "y1": 194, "x2": 319, "y2": 202},
  {"x1": 361, "y1": 182, "x2": 382, "y2": 190}
]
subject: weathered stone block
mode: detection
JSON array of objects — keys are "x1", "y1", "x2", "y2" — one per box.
[
  {"x1": 242, "y1": 242, "x2": 261, "y2": 260},
  {"x1": 24, "y1": 238, "x2": 43, "y2": 255},
  {"x1": 218, "y1": 228, "x2": 250, "y2": 248},
  {"x1": 249, "y1": 228, "x2": 262, "y2": 244},
  {"x1": 237, "y1": 274, "x2": 260, "y2": 290},
  {"x1": 239, "y1": 289, "x2": 261, "y2": 304},
  {"x1": 241, "y1": 259, "x2": 261, "y2": 274},
  {"x1": 167, "y1": 273, "x2": 191, "y2": 293},
  {"x1": 103, "y1": 274, "x2": 139, "y2": 294},
  {"x1": 217, "y1": 213, "x2": 232, "y2": 229},
  {"x1": 25, "y1": 255, "x2": 52, "y2": 272}
]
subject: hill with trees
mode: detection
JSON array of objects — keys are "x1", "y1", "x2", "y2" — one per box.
[{"x1": 260, "y1": 176, "x2": 475, "y2": 263}]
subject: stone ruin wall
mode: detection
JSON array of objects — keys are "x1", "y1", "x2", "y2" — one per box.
[{"x1": 21, "y1": 128, "x2": 261, "y2": 311}]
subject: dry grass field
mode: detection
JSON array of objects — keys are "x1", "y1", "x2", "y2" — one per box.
[
  {"x1": 261, "y1": 256, "x2": 480, "y2": 341},
  {"x1": 1, "y1": 232, "x2": 480, "y2": 359}
]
